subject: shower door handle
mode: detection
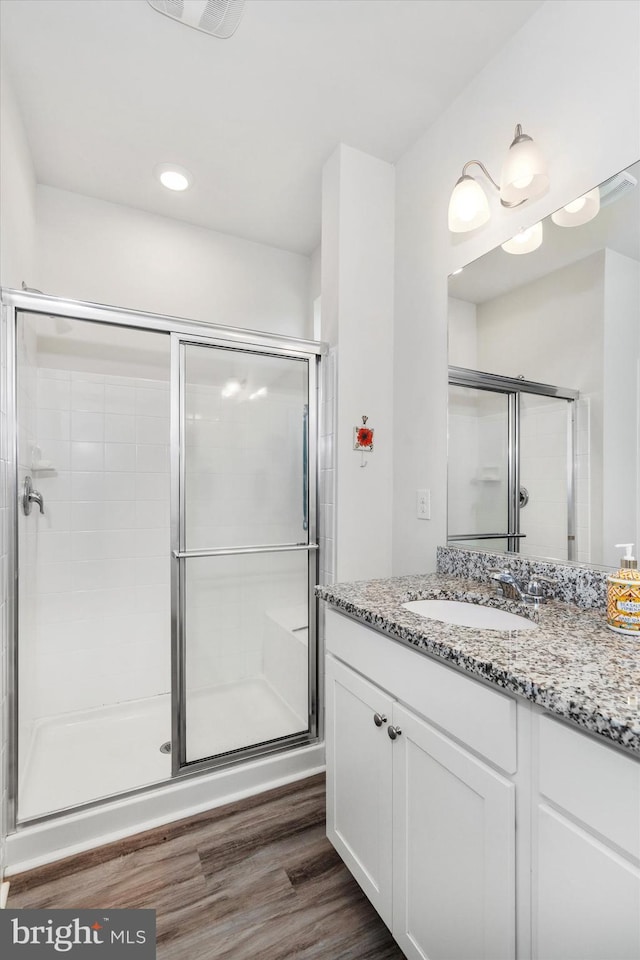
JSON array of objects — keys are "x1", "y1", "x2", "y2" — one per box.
[
  {"x1": 23, "y1": 475, "x2": 45, "y2": 515},
  {"x1": 172, "y1": 543, "x2": 318, "y2": 559}
]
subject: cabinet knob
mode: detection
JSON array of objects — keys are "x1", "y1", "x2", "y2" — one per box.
[
  {"x1": 387, "y1": 725, "x2": 402, "y2": 740},
  {"x1": 373, "y1": 712, "x2": 387, "y2": 727}
]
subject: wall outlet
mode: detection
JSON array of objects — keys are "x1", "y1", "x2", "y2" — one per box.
[{"x1": 416, "y1": 488, "x2": 430, "y2": 520}]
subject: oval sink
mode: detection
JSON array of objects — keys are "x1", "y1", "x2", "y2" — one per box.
[{"x1": 402, "y1": 599, "x2": 538, "y2": 631}]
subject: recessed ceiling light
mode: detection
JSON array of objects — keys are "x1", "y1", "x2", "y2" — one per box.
[{"x1": 155, "y1": 163, "x2": 193, "y2": 192}]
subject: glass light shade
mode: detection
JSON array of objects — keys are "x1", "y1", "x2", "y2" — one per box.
[
  {"x1": 500, "y1": 137, "x2": 549, "y2": 204},
  {"x1": 501, "y1": 221, "x2": 543, "y2": 255},
  {"x1": 448, "y1": 176, "x2": 490, "y2": 232},
  {"x1": 551, "y1": 188, "x2": 600, "y2": 227}
]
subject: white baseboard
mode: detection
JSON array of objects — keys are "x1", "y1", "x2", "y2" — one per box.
[{"x1": 6, "y1": 743, "x2": 325, "y2": 875}]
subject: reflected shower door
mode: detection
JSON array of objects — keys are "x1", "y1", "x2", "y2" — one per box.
[
  {"x1": 447, "y1": 384, "x2": 511, "y2": 552},
  {"x1": 519, "y1": 393, "x2": 573, "y2": 560},
  {"x1": 448, "y1": 367, "x2": 577, "y2": 559},
  {"x1": 173, "y1": 337, "x2": 317, "y2": 769}
]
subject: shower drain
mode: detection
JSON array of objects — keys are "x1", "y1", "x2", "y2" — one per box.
[{"x1": 159, "y1": 741, "x2": 172, "y2": 754}]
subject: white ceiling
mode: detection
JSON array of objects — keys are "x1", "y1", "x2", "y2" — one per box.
[{"x1": 1, "y1": 0, "x2": 543, "y2": 255}]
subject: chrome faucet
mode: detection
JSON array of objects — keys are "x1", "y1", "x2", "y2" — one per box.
[{"x1": 489, "y1": 569, "x2": 556, "y2": 607}]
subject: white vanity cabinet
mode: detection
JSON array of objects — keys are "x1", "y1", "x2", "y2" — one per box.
[
  {"x1": 325, "y1": 608, "x2": 517, "y2": 960},
  {"x1": 533, "y1": 716, "x2": 640, "y2": 960},
  {"x1": 325, "y1": 654, "x2": 395, "y2": 927},
  {"x1": 324, "y1": 606, "x2": 640, "y2": 960}
]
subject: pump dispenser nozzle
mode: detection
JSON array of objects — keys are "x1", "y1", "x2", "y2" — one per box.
[{"x1": 615, "y1": 543, "x2": 637, "y2": 569}]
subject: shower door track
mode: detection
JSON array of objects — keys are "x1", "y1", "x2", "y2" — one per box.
[
  {"x1": 448, "y1": 365, "x2": 579, "y2": 559},
  {"x1": 2, "y1": 288, "x2": 326, "y2": 831}
]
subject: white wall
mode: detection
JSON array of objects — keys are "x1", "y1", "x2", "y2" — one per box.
[
  {"x1": 447, "y1": 297, "x2": 477, "y2": 369},
  {"x1": 322, "y1": 145, "x2": 395, "y2": 581},
  {"x1": 476, "y1": 253, "x2": 604, "y2": 393},
  {"x1": 0, "y1": 59, "x2": 38, "y2": 877},
  {"x1": 393, "y1": 0, "x2": 640, "y2": 574},
  {"x1": 602, "y1": 249, "x2": 640, "y2": 564},
  {"x1": 0, "y1": 63, "x2": 37, "y2": 289},
  {"x1": 36, "y1": 186, "x2": 313, "y2": 340}
]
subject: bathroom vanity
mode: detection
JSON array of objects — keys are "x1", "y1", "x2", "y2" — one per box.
[{"x1": 318, "y1": 571, "x2": 640, "y2": 960}]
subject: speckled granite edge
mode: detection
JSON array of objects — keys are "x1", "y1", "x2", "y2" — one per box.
[
  {"x1": 317, "y1": 572, "x2": 640, "y2": 755},
  {"x1": 437, "y1": 545, "x2": 609, "y2": 610}
]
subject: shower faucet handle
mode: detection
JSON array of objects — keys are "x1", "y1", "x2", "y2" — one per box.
[{"x1": 22, "y1": 475, "x2": 45, "y2": 516}]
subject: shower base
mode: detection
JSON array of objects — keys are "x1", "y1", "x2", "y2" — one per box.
[{"x1": 18, "y1": 676, "x2": 305, "y2": 821}]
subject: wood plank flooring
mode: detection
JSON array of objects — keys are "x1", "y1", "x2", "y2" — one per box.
[{"x1": 8, "y1": 774, "x2": 406, "y2": 960}]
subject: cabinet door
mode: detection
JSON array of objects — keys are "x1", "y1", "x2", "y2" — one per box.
[
  {"x1": 325, "y1": 654, "x2": 395, "y2": 928},
  {"x1": 392, "y1": 704, "x2": 515, "y2": 960},
  {"x1": 534, "y1": 805, "x2": 640, "y2": 960}
]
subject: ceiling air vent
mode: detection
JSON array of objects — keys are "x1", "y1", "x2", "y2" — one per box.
[
  {"x1": 147, "y1": 0, "x2": 246, "y2": 39},
  {"x1": 598, "y1": 169, "x2": 638, "y2": 208}
]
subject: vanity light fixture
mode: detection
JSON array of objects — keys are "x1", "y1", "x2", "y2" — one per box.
[
  {"x1": 448, "y1": 124, "x2": 548, "y2": 233},
  {"x1": 551, "y1": 188, "x2": 600, "y2": 227},
  {"x1": 501, "y1": 221, "x2": 543, "y2": 255},
  {"x1": 155, "y1": 163, "x2": 193, "y2": 192}
]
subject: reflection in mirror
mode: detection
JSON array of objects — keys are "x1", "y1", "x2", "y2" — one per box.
[{"x1": 448, "y1": 161, "x2": 640, "y2": 568}]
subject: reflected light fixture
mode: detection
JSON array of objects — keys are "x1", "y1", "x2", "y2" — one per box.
[
  {"x1": 248, "y1": 387, "x2": 268, "y2": 401},
  {"x1": 448, "y1": 124, "x2": 548, "y2": 233},
  {"x1": 551, "y1": 188, "x2": 600, "y2": 227},
  {"x1": 501, "y1": 221, "x2": 543, "y2": 255},
  {"x1": 221, "y1": 378, "x2": 242, "y2": 398},
  {"x1": 155, "y1": 163, "x2": 193, "y2": 192}
]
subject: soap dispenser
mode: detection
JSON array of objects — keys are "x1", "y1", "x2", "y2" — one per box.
[{"x1": 607, "y1": 543, "x2": 640, "y2": 635}]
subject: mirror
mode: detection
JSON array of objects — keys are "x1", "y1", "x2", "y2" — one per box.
[{"x1": 448, "y1": 161, "x2": 640, "y2": 568}]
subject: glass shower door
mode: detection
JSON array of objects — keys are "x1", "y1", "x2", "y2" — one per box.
[{"x1": 172, "y1": 337, "x2": 317, "y2": 770}]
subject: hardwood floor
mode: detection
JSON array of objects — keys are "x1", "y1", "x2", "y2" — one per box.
[{"x1": 8, "y1": 774, "x2": 406, "y2": 960}]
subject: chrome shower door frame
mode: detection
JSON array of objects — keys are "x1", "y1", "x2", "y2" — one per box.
[
  {"x1": 2, "y1": 287, "x2": 324, "y2": 830},
  {"x1": 170, "y1": 331, "x2": 321, "y2": 777},
  {"x1": 448, "y1": 366, "x2": 579, "y2": 560}
]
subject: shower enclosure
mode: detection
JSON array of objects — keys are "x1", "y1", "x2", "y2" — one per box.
[
  {"x1": 447, "y1": 366, "x2": 579, "y2": 561},
  {"x1": 3, "y1": 289, "x2": 322, "y2": 829}
]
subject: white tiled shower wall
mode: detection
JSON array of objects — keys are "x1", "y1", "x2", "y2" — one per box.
[{"x1": 21, "y1": 366, "x2": 172, "y2": 748}]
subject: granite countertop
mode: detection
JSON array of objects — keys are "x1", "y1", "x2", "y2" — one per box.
[{"x1": 317, "y1": 573, "x2": 640, "y2": 755}]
